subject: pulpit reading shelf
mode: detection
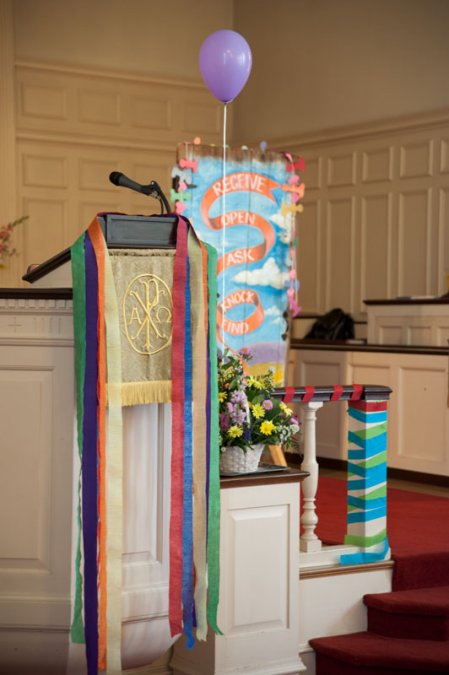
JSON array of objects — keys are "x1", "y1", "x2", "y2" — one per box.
[{"x1": 23, "y1": 213, "x2": 178, "y2": 288}]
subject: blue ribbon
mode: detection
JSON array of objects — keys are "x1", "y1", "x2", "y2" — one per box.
[
  {"x1": 348, "y1": 461, "x2": 387, "y2": 479},
  {"x1": 182, "y1": 258, "x2": 195, "y2": 649},
  {"x1": 348, "y1": 472, "x2": 387, "y2": 491},
  {"x1": 340, "y1": 537, "x2": 390, "y2": 565},
  {"x1": 347, "y1": 505, "x2": 387, "y2": 523},
  {"x1": 348, "y1": 431, "x2": 387, "y2": 456},
  {"x1": 348, "y1": 494, "x2": 386, "y2": 510}
]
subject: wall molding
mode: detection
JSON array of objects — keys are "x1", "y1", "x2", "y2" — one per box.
[
  {"x1": 16, "y1": 59, "x2": 207, "y2": 91},
  {"x1": 247, "y1": 107, "x2": 449, "y2": 150}
]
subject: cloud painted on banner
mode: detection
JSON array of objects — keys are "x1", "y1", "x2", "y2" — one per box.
[
  {"x1": 233, "y1": 257, "x2": 289, "y2": 290},
  {"x1": 270, "y1": 212, "x2": 287, "y2": 229},
  {"x1": 264, "y1": 305, "x2": 283, "y2": 317}
]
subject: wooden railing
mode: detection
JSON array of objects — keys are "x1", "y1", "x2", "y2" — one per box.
[{"x1": 274, "y1": 385, "x2": 392, "y2": 565}]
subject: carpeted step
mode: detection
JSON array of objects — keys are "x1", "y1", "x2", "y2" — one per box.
[
  {"x1": 364, "y1": 586, "x2": 449, "y2": 641},
  {"x1": 393, "y1": 551, "x2": 449, "y2": 591},
  {"x1": 310, "y1": 631, "x2": 449, "y2": 674}
]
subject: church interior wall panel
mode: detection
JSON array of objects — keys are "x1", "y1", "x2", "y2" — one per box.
[
  {"x1": 397, "y1": 188, "x2": 431, "y2": 296},
  {"x1": 302, "y1": 154, "x2": 322, "y2": 191},
  {"x1": 21, "y1": 196, "x2": 67, "y2": 269},
  {"x1": 327, "y1": 151, "x2": 357, "y2": 188},
  {"x1": 397, "y1": 362, "x2": 448, "y2": 467},
  {"x1": 296, "y1": 198, "x2": 321, "y2": 313},
  {"x1": 361, "y1": 146, "x2": 394, "y2": 184},
  {"x1": 441, "y1": 138, "x2": 449, "y2": 174},
  {"x1": 287, "y1": 115, "x2": 449, "y2": 316},
  {"x1": 399, "y1": 139, "x2": 434, "y2": 179},
  {"x1": 360, "y1": 193, "x2": 392, "y2": 306},
  {"x1": 439, "y1": 187, "x2": 449, "y2": 284},
  {"x1": 325, "y1": 197, "x2": 355, "y2": 312},
  {"x1": 0, "y1": 343, "x2": 74, "y2": 627},
  {"x1": 11, "y1": 61, "x2": 223, "y2": 284}
]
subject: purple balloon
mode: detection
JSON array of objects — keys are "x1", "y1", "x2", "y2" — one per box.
[{"x1": 199, "y1": 30, "x2": 252, "y2": 104}]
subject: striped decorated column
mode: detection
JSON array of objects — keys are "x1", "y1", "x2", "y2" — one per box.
[{"x1": 341, "y1": 399, "x2": 390, "y2": 565}]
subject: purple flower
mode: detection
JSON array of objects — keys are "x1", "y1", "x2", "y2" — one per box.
[
  {"x1": 239, "y1": 347, "x2": 251, "y2": 357},
  {"x1": 231, "y1": 408, "x2": 247, "y2": 425},
  {"x1": 231, "y1": 390, "x2": 247, "y2": 405},
  {"x1": 262, "y1": 399, "x2": 273, "y2": 410},
  {"x1": 219, "y1": 413, "x2": 231, "y2": 431},
  {"x1": 226, "y1": 402, "x2": 235, "y2": 414},
  {"x1": 290, "y1": 416, "x2": 299, "y2": 425}
]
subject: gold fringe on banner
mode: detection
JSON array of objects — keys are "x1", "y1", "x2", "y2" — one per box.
[{"x1": 108, "y1": 380, "x2": 172, "y2": 406}]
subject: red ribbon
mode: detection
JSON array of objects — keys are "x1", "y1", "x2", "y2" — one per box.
[
  {"x1": 283, "y1": 386, "x2": 295, "y2": 403},
  {"x1": 350, "y1": 384, "x2": 364, "y2": 401},
  {"x1": 302, "y1": 385, "x2": 315, "y2": 403},
  {"x1": 349, "y1": 400, "x2": 388, "y2": 412},
  {"x1": 330, "y1": 385, "x2": 344, "y2": 401}
]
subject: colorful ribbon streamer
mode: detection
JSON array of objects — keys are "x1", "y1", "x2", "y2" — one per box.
[
  {"x1": 70, "y1": 214, "x2": 221, "y2": 673},
  {"x1": 341, "y1": 400, "x2": 390, "y2": 565}
]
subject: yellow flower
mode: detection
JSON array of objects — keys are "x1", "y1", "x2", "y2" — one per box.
[
  {"x1": 251, "y1": 403, "x2": 265, "y2": 419},
  {"x1": 218, "y1": 391, "x2": 227, "y2": 402},
  {"x1": 260, "y1": 420, "x2": 276, "y2": 436},
  {"x1": 279, "y1": 402, "x2": 293, "y2": 415},
  {"x1": 228, "y1": 425, "x2": 243, "y2": 438},
  {"x1": 247, "y1": 376, "x2": 263, "y2": 390}
]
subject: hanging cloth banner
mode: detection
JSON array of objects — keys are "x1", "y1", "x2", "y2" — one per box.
[
  {"x1": 172, "y1": 144, "x2": 305, "y2": 385},
  {"x1": 69, "y1": 213, "x2": 221, "y2": 674}
]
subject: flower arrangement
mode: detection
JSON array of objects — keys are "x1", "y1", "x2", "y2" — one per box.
[
  {"x1": 218, "y1": 348, "x2": 300, "y2": 452},
  {"x1": 0, "y1": 216, "x2": 27, "y2": 268}
]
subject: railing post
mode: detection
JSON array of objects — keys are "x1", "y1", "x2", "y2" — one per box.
[
  {"x1": 341, "y1": 398, "x2": 391, "y2": 564},
  {"x1": 299, "y1": 401, "x2": 323, "y2": 553}
]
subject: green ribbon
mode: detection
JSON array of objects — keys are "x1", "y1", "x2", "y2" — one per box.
[
  {"x1": 352, "y1": 422, "x2": 388, "y2": 441},
  {"x1": 70, "y1": 234, "x2": 86, "y2": 644},
  {"x1": 205, "y1": 243, "x2": 222, "y2": 635},
  {"x1": 344, "y1": 528, "x2": 387, "y2": 548}
]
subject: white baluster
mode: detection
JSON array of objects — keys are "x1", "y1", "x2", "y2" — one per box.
[{"x1": 299, "y1": 401, "x2": 323, "y2": 552}]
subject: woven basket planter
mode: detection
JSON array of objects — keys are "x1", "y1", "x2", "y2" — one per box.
[{"x1": 219, "y1": 443, "x2": 264, "y2": 475}]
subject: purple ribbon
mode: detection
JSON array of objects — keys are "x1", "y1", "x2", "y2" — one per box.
[{"x1": 82, "y1": 234, "x2": 99, "y2": 674}]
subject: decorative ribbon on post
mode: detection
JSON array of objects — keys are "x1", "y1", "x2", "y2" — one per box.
[{"x1": 341, "y1": 399, "x2": 390, "y2": 564}]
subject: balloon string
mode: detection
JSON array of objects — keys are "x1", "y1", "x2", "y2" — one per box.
[{"x1": 221, "y1": 102, "x2": 228, "y2": 350}]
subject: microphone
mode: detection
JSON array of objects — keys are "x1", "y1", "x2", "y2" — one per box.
[
  {"x1": 109, "y1": 171, "x2": 149, "y2": 195},
  {"x1": 109, "y1": 171, "x2": 171, "y2": 213}
]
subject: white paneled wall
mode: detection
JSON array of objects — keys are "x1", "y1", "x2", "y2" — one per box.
[
  {"x1": 4, "y1": 61, "x2": 223, "y2": 286},
  {"x1": 287, "y1": 114, "x2": 449, "y2": 316}
]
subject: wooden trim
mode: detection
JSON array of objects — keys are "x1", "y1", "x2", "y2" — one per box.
[
  {"x1": 364, "y1": 296, "x2": 449, "y2": 306},
  {"x1": 290, "y1": 339, "x2": 449, "y2": 356},
  {"x1": 0, "y1": 0, "x2": 19, "y2": 287},
  {"x1": 313, "y1": 456, "x2": 347, "y2": 472},
  {"x1": 300, "y1": 560, "x2": 394, "y2": 580},
  {"x1": 387, "y1": 467, "x2": 449, "y2": 488},
  {"x1": 220, "y1": 467, "x2": 308, "y2": 489},
  {"x1": 15, "y1": 59, "x2": 207, "y2": 90},
  {"x1": 16, "y1": 129, "x2": 179, "y2": 153},
  {"x1": 239, "y1": 107, "x2": 449, "y2": 149},
  {"x1": 0, "y1": 288, "x2": 72, "y2": 300}
]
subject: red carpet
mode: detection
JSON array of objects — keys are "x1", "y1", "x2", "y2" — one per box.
[
  {"x1": 308, "y1": 476, "x2": 449, "y2": 673},
  {"x1": 312, "y1": 475, "x2": 449, "y2": 589}
]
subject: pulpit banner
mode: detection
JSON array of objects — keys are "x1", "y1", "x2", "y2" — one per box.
[
  {"x1": 108, "y1": 248, "x2": 175, "y2": 405},
  {"x1": 172, "y1": 144, "x2": 304, "y2": 385}
]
